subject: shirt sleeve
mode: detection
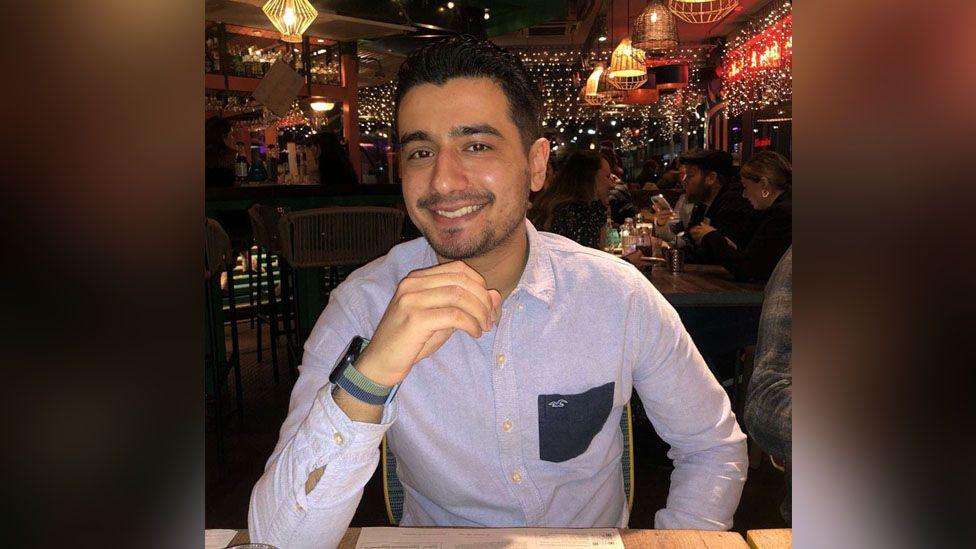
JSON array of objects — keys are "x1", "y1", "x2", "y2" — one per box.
[
  {"x1": 700, "y1": 209, "x2": 792, "y2": 281},
  {"x1": 248, "y1": 286, "x2": 396, "y2": 548},
  {"x1": 629, "y1": 280, "x2": 748, "y2": 530},
  {"x1": 744, "y1": 248, "x2": 792, "y2": 462}
]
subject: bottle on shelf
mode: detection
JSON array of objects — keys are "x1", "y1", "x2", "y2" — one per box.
[{"x1": 234, "y1": 142, "x2": 249, "y2": 183}]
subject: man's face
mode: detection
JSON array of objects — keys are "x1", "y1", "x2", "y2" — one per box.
[
  {"x1": 680, "y1": 164, "x2": 711, "y2": 204},
  {"x1": 397, "y1": 77, "x2": 548, "y2": 260}
]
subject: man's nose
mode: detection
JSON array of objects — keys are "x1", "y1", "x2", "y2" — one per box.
[{"x1": 431, "y1": 149, "x2": 468, "y2": 194}]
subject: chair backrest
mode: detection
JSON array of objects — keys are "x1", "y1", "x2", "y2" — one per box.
[
  {"x1": 278, "y1": 206, "x2": 404, "y2": 269},
  {"x1": 248, "y1": 203, "x2": 290, "y2": 252},
  {"x1": 204, "y1": 218, "x2": 232, "y2": 280},
  {"x1": 382, "y1": 400, "x2": 635, "y2": 525}
]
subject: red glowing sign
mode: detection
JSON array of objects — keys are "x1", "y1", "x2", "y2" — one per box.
[{"x1": 723, "y1": 15, "x2": 792, "y2": 82}]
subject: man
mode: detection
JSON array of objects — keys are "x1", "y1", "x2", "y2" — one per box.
[
  {"x1": 745, "y1": 247, "x2": 792, "y2": 524},
  {"x1": 249, "y1": 36, "x2": 747, "y2": 548},
  {"x1": 653, "y1": 150, "x2": 757, "y2": 262}
]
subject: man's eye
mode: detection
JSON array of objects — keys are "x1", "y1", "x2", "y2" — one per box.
[
  {"x1": 408, "y1": 149, "x2": 433, "y2": 160},
  {"x1": 466, "y1": 143, "x2": 491, "y2": 152}
]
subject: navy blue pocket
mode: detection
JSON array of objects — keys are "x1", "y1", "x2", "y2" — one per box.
[{"x1": 538, "y1": 382, "x2": 614, "y2": 463}]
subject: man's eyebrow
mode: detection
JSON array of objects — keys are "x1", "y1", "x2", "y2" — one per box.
[
  {"x1": 398, "y1": 130, "x2": 430, "y2": 146},
  {"x1": 449, "y1": 124, "x2": 504, "y2": 139}
]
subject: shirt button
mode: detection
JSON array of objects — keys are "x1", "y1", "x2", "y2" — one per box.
[
  {"x1": 333, "y1": 432, "x2": 344, "y2": 445},
  {"x1": 496, "y1": 354, "x2": 506, "y2": 366},
  {"x1": 296, "y1": 502, "x2": 304, "y2": 511},
  {"x1": 517, "y1": 303, "x2": 525, "y2": 311},
  {"x1": 502, "y1": 419, "x2": 512, "y2": 432},
  {"x1": 511, "y1": 471, "x2": 522, "y2": 483}
]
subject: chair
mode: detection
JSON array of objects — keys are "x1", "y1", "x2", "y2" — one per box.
[
  {"x1": 204, "y1": 218, "x2": 244, "y2": 463},
  {"x1": 278, "y1": 206, "x2": 405, "y2": 358},
  {"x1": 247, "y1": 204, "x2": 293, "y2": 385},
  {"x1": 381, "y1": 401, "x2": 635, "y2": 525}
]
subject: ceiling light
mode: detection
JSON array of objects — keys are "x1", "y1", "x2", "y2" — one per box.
[
  {"x1": 484, "y1": 9, "x2": 490, "y2": 20},
  {"x1": 262, "y1": 0, "x2": 318, "y2": 43},
  {"x1": 667, "y1": 0, "x2": 739, "y2": 25},
  {"x1": 447, "y1": 1, "x2": 455, "y2": 8},
  {"x1": 310, "y1": 100, "x2": 335, "y2": 112}
]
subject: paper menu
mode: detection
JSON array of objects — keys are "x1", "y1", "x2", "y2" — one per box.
[{"x1": 355, "y1": 527, "x2": 623, "y2": 549}]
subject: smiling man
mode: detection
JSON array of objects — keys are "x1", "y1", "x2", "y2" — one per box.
[{"x1": 249, "y1": 36, "x2": 747, "y2": 548}]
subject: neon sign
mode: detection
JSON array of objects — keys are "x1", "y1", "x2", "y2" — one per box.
[{"x1": 723, "y1": 15, "x2": 792, "y2": 82}]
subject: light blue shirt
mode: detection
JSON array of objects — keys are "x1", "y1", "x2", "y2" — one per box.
[{"x1": 249, "y1": 220, "x2": 747, "y2": 548}]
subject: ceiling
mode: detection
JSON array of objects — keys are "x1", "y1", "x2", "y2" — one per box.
[{"x1": 205, "y1": 0, "x2": 781, "y2": 87}]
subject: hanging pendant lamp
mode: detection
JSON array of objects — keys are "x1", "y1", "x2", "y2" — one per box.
[
  {"x1": 633, "y1": 0, "x2": 679, "y2": 51},
  {"x1": 262, "y1": 0, "x2": 318, "y2": 43},
  {"x1": 667, "y1": 0, "x2": 739, "y2": 24},
  {"x1": 607, "y1": 37, "x2": 648, "y2": 90},
  {"x1": 582, "y1": 63, "x2": 624, "y2": 106}
]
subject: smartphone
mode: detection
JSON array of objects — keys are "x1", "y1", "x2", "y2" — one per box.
[{"x1": 650, "y1": 194, "x2": 672, "y2": 212}]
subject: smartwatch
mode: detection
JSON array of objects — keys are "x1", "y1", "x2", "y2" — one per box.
[{"x1": 329, "y1": 336, "x2": 399, "y2": 406}]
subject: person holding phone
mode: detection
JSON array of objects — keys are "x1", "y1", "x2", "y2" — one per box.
[
  {"x1": 688, "y1": 151, "x2": 792, "y2": 281},
  {"x1": 651, "y1": 150, "x2": 757, "y2": 264}
]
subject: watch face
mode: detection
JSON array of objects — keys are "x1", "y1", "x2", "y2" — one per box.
[{"x1": 329, "y1": 336, "x2": 365, "y2": 383}]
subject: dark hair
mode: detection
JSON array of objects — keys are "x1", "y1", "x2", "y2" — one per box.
[
  {"x1": 205, "y1": 116, "x2": 234, "y2": 169},
  {"x1": 529, "y1": 149, "x2": 604, "y2": 230},
  {"x1": 317, "y1": 131, "x2": 358, "y2": 185},
  {"x1": 636, "y1": 159, "x2": 660, "y2": 184},
  {"x1": 394, "y1": 35, "x2": 542, "y2": 150}
]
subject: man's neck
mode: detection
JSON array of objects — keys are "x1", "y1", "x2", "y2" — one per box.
[{"x1": 437, "y1": 224, "x2": 530, "y2": 303}]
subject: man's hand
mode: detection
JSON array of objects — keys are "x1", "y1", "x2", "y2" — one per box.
[
  {"x1": 651, "y1": 204, "x2": 672, "y2": 226},
  {"x1": 689, "y1": 223, "x2": 717, "y2": 244},
  {"x1": 354, "y1": 261, "x2": 502, "y2": 389}
]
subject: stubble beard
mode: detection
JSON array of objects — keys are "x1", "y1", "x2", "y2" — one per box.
[{"x1": 419, "y1": 170, "x2": 531, "y2": 260}]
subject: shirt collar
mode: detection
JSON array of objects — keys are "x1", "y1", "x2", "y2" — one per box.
[
  {"x1": 514, "y1": 220, "x2": 556, "y2": 307},
  {"x1": 419, "y1": 219, "x2": 556, "y2": 308}
]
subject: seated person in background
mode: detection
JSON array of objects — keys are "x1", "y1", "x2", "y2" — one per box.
[
  {"x1": 204, "y1": 116, "x2": 236, "y2": 189},
  {"x1": 529, "y1": 149, "x2": 612, "y2": 250},
  {"x1": 650, "y1": 158, "x2": 681, "y2": 191},
  {"x1": 653, "y1": 150, "x2": 757, "y2": 264},
  {"x1": 744, "y1": 247, "x2": 792, "y2": 524},
  {"x1": 635, "y1": 159, "x2": 661, "y2": 191},
  {"x1": 249, "y1": 35, "x2": 747, "y2": 548},
  {"x1": 690, "y1": 151, "x2": 792, "y2": 281},
  {"x1": 602, "y1": 152, "x2": 639, "y2": 224},
  {"x1": 317, "y1": 131, "x2": 359, "y2": 185}
]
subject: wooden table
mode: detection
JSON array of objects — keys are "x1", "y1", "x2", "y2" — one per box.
[
  {"x1": 228, "y1": 528, "x2": 750, "y2": 548},
  {"x1": 745, "y1": 529, "x2": 791, "y2": 548},
  {"x1": 644, "y1": 264, "x2": 765, "y2": 308}
]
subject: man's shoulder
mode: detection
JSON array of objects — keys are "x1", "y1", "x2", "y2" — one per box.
[{"x1": 537, "y1": 231, "x2": 646, "y2": 281}]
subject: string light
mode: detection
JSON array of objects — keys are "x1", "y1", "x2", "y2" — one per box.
[{"x1": 722, "y1": 0, "x2": 792, "y2": 117}]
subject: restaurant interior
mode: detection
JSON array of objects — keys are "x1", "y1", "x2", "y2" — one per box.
[{"x1": 205, "y1": 1, "x2": 793, "y2": 547}]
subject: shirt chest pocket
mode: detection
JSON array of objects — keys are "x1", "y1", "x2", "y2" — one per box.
[{"x1": 537, "y1": 382, "x2": 614, "y2": 463}]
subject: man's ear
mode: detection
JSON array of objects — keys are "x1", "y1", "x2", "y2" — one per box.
[{"x1": 528, "y1": 137, "x2": 550, "y2": 193}]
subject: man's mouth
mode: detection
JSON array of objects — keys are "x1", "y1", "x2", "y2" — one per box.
[{"x1": 433, "y1": 204, "x2": 486, "y2": 219}]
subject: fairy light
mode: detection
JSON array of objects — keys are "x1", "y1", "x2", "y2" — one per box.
[{"x1": 722, "y1": 0, "x2": 792, "y2": 117}]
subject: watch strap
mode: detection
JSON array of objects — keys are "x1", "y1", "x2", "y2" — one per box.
[{"x1": 330, "y1": 336, "x2": 399, "y2": 406}]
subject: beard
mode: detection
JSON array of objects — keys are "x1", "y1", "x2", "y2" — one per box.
[{"x1": 415, "y1": 171, "x2": 531, "y2": 260}]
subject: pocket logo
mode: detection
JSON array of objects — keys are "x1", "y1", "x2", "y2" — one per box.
[{"x1": 547, "y1": 398, "x2": 568, "y2": 408}]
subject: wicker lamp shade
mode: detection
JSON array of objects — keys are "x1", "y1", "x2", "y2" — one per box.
[
  {"x1": 667, "y1": 0, "x2": 739, "y2": 24},
  {"x1": 262, "y1": 0, "x2": 318, "y2": 43},
  {"x1": 582, "y1": 64, "x2": 624, "y2": 105},
  {"x1": 633, "y1": 0, "x2": 679, "y2": 51},
  {"x1": 607, "y1": 37, "x2": 648, "y2": 90}
]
